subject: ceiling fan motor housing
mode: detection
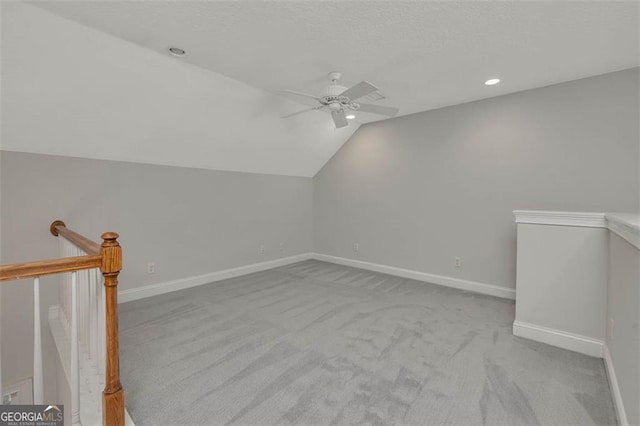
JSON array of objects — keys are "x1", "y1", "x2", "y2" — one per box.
[{"x1": 321, "y1": 84, "x2": 349, "y2": 108}]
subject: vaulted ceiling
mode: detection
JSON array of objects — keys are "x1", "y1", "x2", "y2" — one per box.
[{"x1": 3, "y1": 1, "x2": 638, "y2": 177}]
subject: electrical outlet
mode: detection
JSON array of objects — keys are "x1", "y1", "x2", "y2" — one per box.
[
  {"x1": 260, "y1": 244, "x2": 265, "y2": 255},
  {"x1": 454, "y1": 257, "x2": 462, "y2": 268},
  {"x1": 609, "y1": 318, "x2": 615, "y2": 340},
  {"x1": 279, "y1": 242, "x2": 284, "y2": 253},
  {"x1": 353, "y1": 243, "x2": 359, "y2": 252},
  {"x1": 147, "y1": 262, "x2": 155, "y2": 274}
]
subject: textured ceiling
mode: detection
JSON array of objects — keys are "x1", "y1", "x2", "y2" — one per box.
[{"x1": 32, "y1": 0, "x2": 640, "y2": 121}]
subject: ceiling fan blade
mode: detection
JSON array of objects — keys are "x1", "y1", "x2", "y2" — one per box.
[
  {"x1": 282, "y1": 106, "x2": 323, "y2": 118},
  {"x1": 356, "y1": 103, "x2": 399, "y2": 117},
  {"x1": 279, "y1": 89, "x2": 320, "y2": 100},
  {"x1": 331, "y1": 109, "x2": 349, "y2": 128},
  {"x1": 340, "y1": 81, "x2": 379, "y2": 101}
]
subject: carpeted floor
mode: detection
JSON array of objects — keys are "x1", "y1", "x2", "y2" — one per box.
[{"x1": 120, "y1": 259, "x2": 616, "y2": 425}]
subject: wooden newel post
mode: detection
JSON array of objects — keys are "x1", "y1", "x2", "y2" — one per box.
[{"x1": 101, "y1": 232, "x2": 125, "y2": 426}]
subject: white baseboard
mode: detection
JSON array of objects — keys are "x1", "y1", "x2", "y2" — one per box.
[
  {"x1": 311, "y1": 253, "x2": 516, "y2": 300},
  {"x1": 604, "y1": 345, "x2": 629, "y2": 426},
  {"x1": 512, "y1": 320, "x2": 604, "y2": 358},
  {"x1": 119, "y1": 252, "x2": 515, "y2": 303},
  {"x1": 118, "y1": 253, "x2": 313, "y2": 303}
]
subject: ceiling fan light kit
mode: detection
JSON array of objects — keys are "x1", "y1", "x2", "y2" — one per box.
[{"x1": 281, "y1": 72, "x2": 399, "y2": 128}]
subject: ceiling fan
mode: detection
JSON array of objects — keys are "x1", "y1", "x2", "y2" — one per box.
[{"x1": 281, "y1": 72, "x2": 399, "y2": 128}]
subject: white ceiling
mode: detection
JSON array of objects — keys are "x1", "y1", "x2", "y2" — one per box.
[
  {"x1": 32, "y1": 0, "x2": 640, "y2": 121},
  {"x1": 4, "y1": 2, "x2": 639, "y2": 177}
]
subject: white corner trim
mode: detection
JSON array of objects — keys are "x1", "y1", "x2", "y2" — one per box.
[
  {"x1": 606, "y1": 213, "x2": 640, "y2": 250},
  {"x1": 118, "y1": 253, "x2": 313, "y2": 303},
  {"x1": 604, "y1": 345, "x2": 629, "y2": 426},
  {"x1": 513, "y1": 210, "x2": 607, "y2": 228},
  {"x1": 312, "y1": 253, "x2": 515, "y2": 300},
  {"x1": 512, "y1": 320, "x2": 604, "y2": 358}
]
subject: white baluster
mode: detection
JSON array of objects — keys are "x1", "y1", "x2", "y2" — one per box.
[
  {"x1": 59, "y1": 238, "x2": 65, "y2": 325},
  {"x1": 84, "y1": 269, "x2": 90, "y2": 357},
  {"x1": 63, "y1": 240, "x2": 70, "y2": 329},
  {"x1": 89, "y1": 268, "x2": 98, "y2": 367},
  {"x1": 64, "y1": 268, "x2": 70, "y2": 331},
  {"x1": 81, "y1": 268, "x2": 87, "y2": 356},
  {"x1": 33, "y1": 277, "x2": 43, "y2": 404},
  {"x1": 66, "y1": 242, "x2": 70, "y2": 331},
  {"x1": 82, "y1": 255, "x2": 88, "y2": 356},
  {"x1": 76, "y1": 248, "x2": 84, "y2": 354},
  {"x1": 58, "y1": 238, "x2": 64, "y2": 323},
  {"x1": 82, "y1": 264, "x2": 87, "y2": 354},
  {"x1": 70, "y1": 271, "x2": 81, "y2": 425},
  {"x1": 83, "y1": 267, "x2": 89, "y2": 357}
]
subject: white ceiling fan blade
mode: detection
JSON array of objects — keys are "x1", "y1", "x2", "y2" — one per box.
[
  {"x1": 282, "y1": 106, "x2": 323, "y2": 118},
  {"x1": 340, "y1": 81, "x2": 379, "y2": 101},
  {"x1": 356, "y1": 103, "x2": 399, "y2": 117},
  {"x1": 279, "y1": 89, "x2": 320, "y2": 100},
  {"x1": 331, "y1": 109, "x2": 349, "y2": 128}
]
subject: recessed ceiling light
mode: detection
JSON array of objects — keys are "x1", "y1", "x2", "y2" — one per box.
[
  {"x1": 345, "y1": 114, "x2": 356, "y2": 120},
  {"x1": 168, "y1": 47, "x2": 186, "y2": 56},
  {"x1": 484, "y1": 78, "x2": 500, "y2": 86}
]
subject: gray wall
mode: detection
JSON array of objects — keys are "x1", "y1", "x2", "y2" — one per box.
[
  {"x1": 0, "y1": 151, "x2": 312, "y2": 390},
  {"x1": 2, "y1": 68, "x2": 638, "y2": 402},
  {"x1": 314, "y1": 68, "x2": 639, "y2": 290}
]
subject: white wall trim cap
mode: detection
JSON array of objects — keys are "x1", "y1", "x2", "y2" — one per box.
[
  {"x1": 118, "y1": 253, "x2": 313, "y2": 303},
  {"x1": 604, "y1": 345, "x2": 629, "y2": 426},
  {"x1": 513, "y1": 210, "x2": 607, "y2": 228},
  {"x1": 512, "y1": 320, "x2": 604, "y2": 358},
  {"x1": 313, "y1": 253, "x2": 515, "y2": 300},
  {"x1": 606, "y1": 213, "x2": 640, "y2": 250}
]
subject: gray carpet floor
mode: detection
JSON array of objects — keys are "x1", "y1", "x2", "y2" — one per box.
[{"x1": 120, "y1": 260, "x2": 616, "y2": 426}]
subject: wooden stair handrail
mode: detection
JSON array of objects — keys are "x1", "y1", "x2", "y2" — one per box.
[
  {"x1": 51, "y1": 220, "x2": 101, "y2": 255},
  {"x1": 0, "y1": 255, "x2": 102, "y2": 282},
  {"x1": 0, "y1": 220, "x2": 125, "y2": 426}
]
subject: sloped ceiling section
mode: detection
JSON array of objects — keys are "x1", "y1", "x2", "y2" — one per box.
[{"x1": 1, "y1": 3, "x2": 358, "y2": 177}]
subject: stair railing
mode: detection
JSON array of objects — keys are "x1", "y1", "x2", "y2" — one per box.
[{"x1": 0, "y1": 221, "x2": 125, "y2": 426}]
